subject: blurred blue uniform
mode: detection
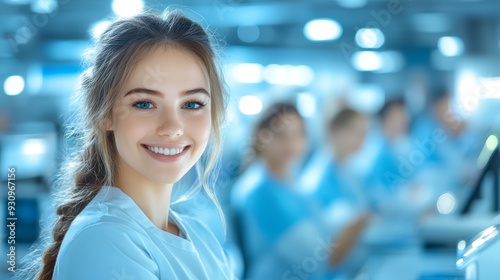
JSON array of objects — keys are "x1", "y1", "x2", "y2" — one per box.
[
  {"x1": 299, "y1": 150, "x2": 370, "y2": 277},
  {"x1": 300, "y1": 149, "x2": 368, "y2": 214},
  {"x1": 232, "y1": 161, "x2": 334, "y2": 280}
]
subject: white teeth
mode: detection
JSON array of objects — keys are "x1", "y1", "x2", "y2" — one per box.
[{"x1": 147, "y1": 145, "x2": 184, "y2": 156}]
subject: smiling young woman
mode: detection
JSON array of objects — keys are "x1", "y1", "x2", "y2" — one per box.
[{"x1": 19, "y1": 10, "x2": 231, "y2": 280}]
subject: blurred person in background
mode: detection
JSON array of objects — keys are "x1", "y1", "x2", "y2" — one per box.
[
  {"x1": 411, "y1": 89, "x2": 484, "y2": 199},
  {"x1": 362, "y1": 98, "x2": 433, "y2": 245},
  {"x1": 365, "y1": 98, "x2": 426, "y2": 212},
  {"x1": 232, "y1": 102, "x2": 357, "y2": 280},
  {"x1": 299, "y1": 106, "x2": 371, "y2": 278},
  {"x1": 18, "y1": 10, "x2": 233, "y2": 280}
]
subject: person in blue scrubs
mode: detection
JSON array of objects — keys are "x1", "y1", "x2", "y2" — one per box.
[
  {"x1": 24, "y1": 10, "x2": 233, "y2": 280},
  {"x1": 299, "y1": 107, "x2": 371, "y2": 277},
  {"x1": 365, "y1": 98, "x2": 425, "y2": 214},
  {"x1": 411, "y1": 90, "x2": 484, "y2": 196},
  {"x1": 232, "y1": 103, "x2": 362, "y2": 279}
]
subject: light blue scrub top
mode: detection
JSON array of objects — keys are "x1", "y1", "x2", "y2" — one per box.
[
  {"x1": 232, "y1": 162, "x2": 333, "y2": 280},
  {"x1": 54, "y1": 186, "x2": 233, "y2": 280}
]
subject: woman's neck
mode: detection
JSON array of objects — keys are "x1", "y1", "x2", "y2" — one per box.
[{"x1": 114, "y1": 159, "x2": 178, "y2": 235}]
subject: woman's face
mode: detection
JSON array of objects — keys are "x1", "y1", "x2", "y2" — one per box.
[
  {"x1": 107, "y1": 46, "x2": 211, "y2": 185},
  {"x1": 259, "y1": 113, "x2": 307, "y2": 165}
]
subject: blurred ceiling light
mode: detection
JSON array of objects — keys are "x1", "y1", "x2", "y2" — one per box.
[
  {"x1": 336, "y1": 0, "x2": 368, "y2": 8},
  {"x1": 4, "y1": 75, "x2": 25, "y2": 96},
  {"x1": 31, "y1": 0, "x2": 57, "y2": 14},
  {"x1": 347, "y1": 84, "x2": 385, "y2": 114},
  {"x1": 486, "y1": 134, "x2": 499, "y2": 151},
  {"x1": 239, "y1": 95, "x2": 263, "y2": 115},
  {"x1": 351, "y1": 51, "x2": 404, "y2": 73},
  {"x1": 232, "y1": 63, "x2": 263, "y2": 84},
  {"x1": 437, "y1": 192, "x2": 456, "y2": 214},
  {"x1": 351, "y1": 51, "x2": 382, "y2": 71},
  {"x1": 304, "y1": 19, "x2": 343, "y2": 41},
  {"x1": 22, "y1": 138, "x2": 47, "y2": 156},
  {"x1": 411, "y1": 13, "x2": 451, "y2": 33},
  {"x1": 297, "y1": 93, "x2": 316, "y2": 118},
  {"x1": 112, "y1": 0, "x2": 144, "y2": 17},
  {"x1": 237, "y1": 25, "x2": 260, "y2": 43},
  {"x1": 438, "y1": 36, "x2": 464, "y2": 57},
  {"x1": 289, "y1": 65, "x2": 314, "y2": 86},
  {"x1": 91, "y1": 20, "x2": 112, "y2": 40},
  {"x1": 263, "y1": 64, "x2": 289, "y2": 85},
  {"x1": 456, "y1": 71, "x2": 479, "y2": 113},
  {"x1": 355, "y1": 28, "x2": 385, "y2": 49}
]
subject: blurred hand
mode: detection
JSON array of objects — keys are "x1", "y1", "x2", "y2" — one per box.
[{"x1": 330, "y1": 212, "x2": 371, "y2": 266}]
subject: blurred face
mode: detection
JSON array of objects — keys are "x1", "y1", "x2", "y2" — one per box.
[
  {"x1": 383, "y1": 104, "x2": 408, "y2": 140},
  {"x1": 330, "y1": 115, "x2": 367, "y2": 157},
  {"x1": 435, "y1": 96, "x2": 465, "y2": 136},
  {"x1": 259, "y1": 113, "x2": 307, "y2": 166},
  {"x1": 107, "y1": 46, "x2": 211, "y2": 185}
]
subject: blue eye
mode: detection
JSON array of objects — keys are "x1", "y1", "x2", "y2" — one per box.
[
  {"x1": 183, "y1": 101, "x2": 204, "y2": 110},
  {"x1": 132, "y1": 101, "x2": 154, "y2": 110}
]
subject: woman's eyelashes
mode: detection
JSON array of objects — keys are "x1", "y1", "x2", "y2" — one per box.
[
  {"x1": 130, "y1": 99, "x2": 207, "y2": 111},
  {"x1": 131, "y1": 99, "x2": 155, "y2": 110},
  {"x1": 182, "y1": 100, "x2": 207, "y2": 111}
]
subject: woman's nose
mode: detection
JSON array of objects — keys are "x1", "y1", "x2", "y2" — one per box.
[{"x1": 157, "y1": 111, "x2": 183, "y2": 139}]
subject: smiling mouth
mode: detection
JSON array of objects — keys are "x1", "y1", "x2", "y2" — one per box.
[{"x1": 142, "y1": 144, "x2": 188, "y2": 156}]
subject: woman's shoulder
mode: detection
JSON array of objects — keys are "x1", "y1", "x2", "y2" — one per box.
[{"x1": 54, "y1": 219, "x2": 158, "y2": 279}]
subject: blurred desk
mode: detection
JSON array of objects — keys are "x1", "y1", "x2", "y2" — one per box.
[{"x1": 358, "y1": 245, "x2": 462, "y2": 280}]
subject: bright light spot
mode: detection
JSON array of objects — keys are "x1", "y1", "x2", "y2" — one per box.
[
  {"x1": 22, "y1": 138, "x2": 47, "y2": 156},
  {"x1": 436, "y1": 192, "x2": 456, "y2": 214},
  {"x1": 237, "y1": 25, "x2": 260, "y2": 43},
  {"x1": 232, "y1": 63, "x2": 263, "y2": 84},
  {"x1": 304, "y1": 19, "x2": 343, "y2": 41},
  {"x1": 336, "y1": 0, "x2": 368, "y2": 8},
  {"x1": 4, "y1": 75, "x2": 25, "y2": 96},
  {"x1": 457, "y1": 240, "x2": 466, "y2": 250},
  {"x1": 438, "y1": 36, "x2": 464, "y2": 57},
  {"x1": 263, "y1": 64, "x2": 289, "y2": 85},
  {"x1": 355, "y1": 28, "x2": 385, "y2": 49},
  {"x1": 480, "y1": 226, "x2": 497, "y2": 238},
  {"x1": 31, "y1": 0, "x2": 57, "y2": 13},
  {"x1": 239, "y1": 95, "x2": 263, "y2": 115},
  {"x1": 457, "y1": 71, "x2": 479, "y2": 113},
  {"x1": 456, "y1": 258, "x2": 464, "y2": 267},
  {"x1": 486, "y1": 135, "x2": 499, "y2": 151},
  {"x1": 289, "y1": 65, "x2": 314, "y2": 86},
  {"x1": 112, "y1": 0, "x2": 144, "y2": 17},
  {"x1": 347, "y1": 84, "x2": 385, "y2": 114},
  {"x1": 91, "y1": 20, "x2": 112, "y2": 39},
  {"x1": 297, "y1": 93, "x2": 316, "y2": 118},
  {"x1": 351, "y1": 51, "x2": 383, "y2": 71},
  {"x1": 470, "y1": 226, "x2": 498, "y2": 250}
]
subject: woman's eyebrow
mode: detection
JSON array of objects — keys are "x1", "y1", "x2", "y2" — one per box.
[
  {"x1": 123, "y1": 88, "x2": 162, "y2": 97},
  {"x1": 183, "y1": 87, "x2": 210, "y2": 96},
  {"x1": 123, "y1": 87, "x2": 209, "y2": 97}
]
